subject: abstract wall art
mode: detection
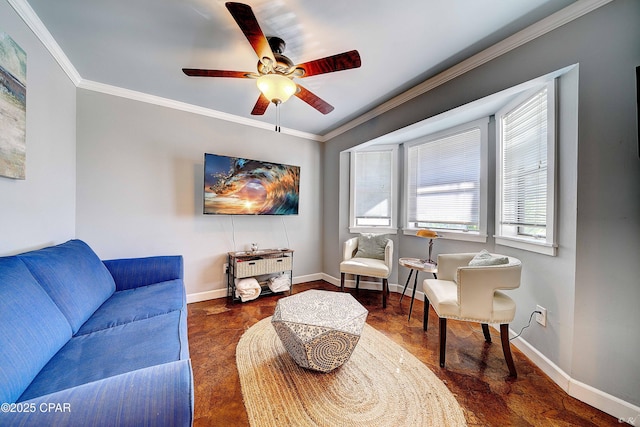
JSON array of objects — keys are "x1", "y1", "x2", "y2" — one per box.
[
  {"x1": 203, "y1": 153, "x2": 300, "y2": 215},
  {"x1": 0, "y1": 31, "x2": 27, "y2": 179}
]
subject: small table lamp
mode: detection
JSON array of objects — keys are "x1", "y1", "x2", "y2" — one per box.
[{"x1": 416, "y1": 229, "x2": 439, "y2": 265}]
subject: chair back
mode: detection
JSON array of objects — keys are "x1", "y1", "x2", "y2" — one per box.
[
  {"x1": 457, "y1": 256, "x2": 521, "y2": 321},
  {"x1": 343, "y1": 237, "x2": 393, "y2": 268}
]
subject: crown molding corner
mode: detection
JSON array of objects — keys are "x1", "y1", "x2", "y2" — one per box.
[{"x1": 7, "y1": 0, "x2": 82, "y2": 86}]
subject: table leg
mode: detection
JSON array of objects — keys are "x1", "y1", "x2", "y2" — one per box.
[
  {"x1": 408, "y1": 269, "x2": 419, "y2": 321},
  {"x1": 399, "y1": 269, "x2": 414, "y2": 304}
]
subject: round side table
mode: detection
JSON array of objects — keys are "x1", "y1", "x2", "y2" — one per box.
[{"x1": 399, "y1": 257, "x2": 437, "y2": 321}]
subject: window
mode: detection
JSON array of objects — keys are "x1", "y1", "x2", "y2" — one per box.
[
  {"x1": 349, "y1": 146, "x2": 398, "y2": 233},
  {"x1": 496, "y1": 81, "x2": 557, "y2": 255},
  {"x1": 405, "y1": 118, "x2": 488, "y2": 242}
]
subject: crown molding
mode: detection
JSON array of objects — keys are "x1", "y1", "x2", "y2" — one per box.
[
  {"x1": 77, "y1": 80, "x2": 323, "y2": 141},
  {"x1": 7, "y1": 0, "x2": 81, "y2": 85},
  {"x1": 322, "y1": 0, "x2": 613, "y2": 142}
]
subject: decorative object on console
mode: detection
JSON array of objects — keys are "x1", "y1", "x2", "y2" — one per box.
[
  {"x1": 0, "y1": 31, "x2": 27, "y2": 180},
  {"x1": 204, "y1": 153, "x2": 299, "y2": 215},
  {"x1": 416, "y1": 229, "x2": 439, "y2": 265}
]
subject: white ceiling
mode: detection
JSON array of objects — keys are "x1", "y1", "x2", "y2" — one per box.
[{"x1": 23, "y1": 0, "x2": 576, "y2": 137}]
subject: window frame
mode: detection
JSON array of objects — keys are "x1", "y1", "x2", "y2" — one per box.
[
  {"x1": 495, "y1": 80, "x2": 558, "y2": 256},
  {"x1": 348, "y1": 145, "x2": 399, "y2": 234},
  {"x1": 402, "y1": 117, "x2": 489, "y2": 242}
]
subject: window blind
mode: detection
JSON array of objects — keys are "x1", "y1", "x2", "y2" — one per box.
[
  {"x1": 407, "y1": 128, "x2": 481, "y2": 231},
  {"x1": 500, "y1": 87, "x2": 548, "y2": 236},
  {"x1": 354, "y1": 150, "x2": 392, "y2": 226}
]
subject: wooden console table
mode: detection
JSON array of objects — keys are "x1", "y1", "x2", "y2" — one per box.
[{"x1": 227, "y1": 249, "x2": 294, "y2": 302}]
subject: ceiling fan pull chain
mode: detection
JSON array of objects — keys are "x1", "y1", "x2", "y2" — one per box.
[{"x1": 275, "y1": 102, "x2": 281, "y2": 132}]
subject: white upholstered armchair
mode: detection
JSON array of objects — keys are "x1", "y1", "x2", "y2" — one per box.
[
  {"x1": 422, "y1": 252, "x2": 522, "y2": 377},
  {"x1": 340, "y1": 236, "x2": 393, "y2": 308}
]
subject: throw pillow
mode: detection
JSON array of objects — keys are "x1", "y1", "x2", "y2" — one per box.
[
  {"x1": 468, "y1": 249, "x2": 509, "y2": 266},
  {"x1": 355, "y1": 233, "x2": 388, "y2": 260}
]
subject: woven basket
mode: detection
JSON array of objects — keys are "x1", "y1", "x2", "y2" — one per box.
[{"x1": 236, "y1": 256, "x2": 292, "y2": 278}]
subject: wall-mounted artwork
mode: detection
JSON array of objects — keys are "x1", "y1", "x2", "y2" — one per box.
[
  {"x1": 204, "y1": 153, "x2": 300, "y2": 215},
  {"x1": 0, "y1": 31, "x2": 27, "y2": 179}
]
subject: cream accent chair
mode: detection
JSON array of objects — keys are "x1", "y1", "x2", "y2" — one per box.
[
  {"x1": 339, "y1": 237, "x2": 393, "y2": 308},
  {"x1": 422, "y1": 253, "x2": 522, "y2": 377}
]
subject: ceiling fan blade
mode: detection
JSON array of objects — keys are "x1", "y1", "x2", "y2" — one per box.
[
  {"x1": 182, "y1": 68, "x2": 257, "y2": 78},
  {"x1": 225, "y1": 2, "x2": 276, "y2": 66},
  {"x1": 294, "y1": 50, "x2": 361, "y2": 78},
  {"x1": 295, "y1": 85, "x2": 334, "y2": 114},
  {"x1": 251, "y1": 93, "x2": 270, "y2": 115}
]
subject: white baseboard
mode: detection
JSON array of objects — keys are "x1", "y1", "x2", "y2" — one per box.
[
  {"x1": 186, "y1": 274, "x2": 638, "y2": 422},
  {"x1": 510, "y1": 332, "x2": 640, "y2": 423},
  {"x1": 293, "y1": 273, "x2": 324, "y2": 284},
  {"x1": 187, "y1": 288, "x2": 227, "y2": 304}
]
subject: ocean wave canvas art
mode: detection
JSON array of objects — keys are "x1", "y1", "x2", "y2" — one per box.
[
  {"x1": 204, "y1": 153, "x2": 300, "y2": 215},
  {"x1": 0, "y1": 31, "x2": 27, "y2": 180}
]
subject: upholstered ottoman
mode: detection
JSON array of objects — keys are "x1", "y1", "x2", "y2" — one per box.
[{"x1": 271, "y1": 290, "x2": 368, "y2": 372}]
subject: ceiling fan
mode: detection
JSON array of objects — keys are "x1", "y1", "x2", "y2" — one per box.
[{"x1": 182, "y1": 2, "x2": 361, "y2": 120}]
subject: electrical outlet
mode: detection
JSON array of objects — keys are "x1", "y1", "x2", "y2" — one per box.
[
  {"x1": 536, "y1": 305, "x2": 547, "y2": 327},
  {"x1": 223, "y1": 263, "x2": 228, "y2": 274}
]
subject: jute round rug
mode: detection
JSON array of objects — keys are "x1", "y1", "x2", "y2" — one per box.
[{"x1": 236, "y1": 317, "x2": 467, "y2": 426}]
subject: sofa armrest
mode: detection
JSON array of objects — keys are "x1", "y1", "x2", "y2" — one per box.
[
  {"x1": 1, "y1": 360, "x2": 193, "y2": 427},
  {"x1": 103, "y1": 256, "x2": 184, "y2": 291}
]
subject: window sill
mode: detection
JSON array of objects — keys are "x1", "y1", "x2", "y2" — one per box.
[
  {"x1": 349, "y1": 227, "x2": 398, "y2": 235},
  {"x1": 495, "y1": 236, "x2": 557, "y2": 256},
  {"x1": 403, "y1": 229, "x2": 487, "y2": 243}
]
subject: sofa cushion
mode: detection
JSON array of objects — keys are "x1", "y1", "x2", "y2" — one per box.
[
  {"x1": 0, "y1": 257, "x2": 72, "y2": 403},
  {"x1": 18, "y1": 240, "x2": 116, "y2": 334},
  {"x1": 76, "y1": 279, "x2": 185, "y2": 335},
  {"x1": 103, "y1": 256, "x2": 184, "y2": 291},
  {"x1": 19, "y1": 310, "x2": 188, "y2": 401}
]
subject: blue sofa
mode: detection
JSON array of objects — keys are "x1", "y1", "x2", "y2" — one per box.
[{"x1": 0, "y1": 240, "x2": 193, "y2": 426}]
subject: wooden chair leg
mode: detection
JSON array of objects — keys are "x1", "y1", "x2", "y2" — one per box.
[
  {"x1": 439, "y1": 318, "x2": 447, "y2": 368},
  {"x1": 355, "y1": 275, "x2": 360, "y2": 291},
  {"x1": 423, "y1": 298, "x2": 430, "y2": 331},
  {"x1": 500, "y1": 324, "x2": 517, "y2": 377},
  {"x1": 382, "y1": 278, "x2": 387, "y2": 308},
  {"x1": 340, "y1": 273, "x2": 345, "y2": 292},
  {"x1": 482, "y1": 323, "x2": 492, "y2": 343}
]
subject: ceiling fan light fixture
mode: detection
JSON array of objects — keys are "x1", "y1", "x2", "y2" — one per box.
[{"x1": 256, "y1": 74, "x2": 297, "y2": 104}]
